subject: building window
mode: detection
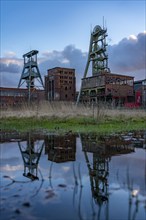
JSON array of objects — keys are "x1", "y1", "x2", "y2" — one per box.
[{"x1": 127, "y1": 80, "x2": 133, "y2": 86}]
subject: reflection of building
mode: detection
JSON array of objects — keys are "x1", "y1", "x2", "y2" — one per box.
[
  {"x1": 0, "y1": 131, "x2": 45, "y2": 142},
  {"x1": 18, "y1": 133, "x2": 44, "y2": 180},
  {"x1": 45, "y1": 67, "x2": 76, "y2": 101},
  {"x1": 81, "y1": 134, "x2": 135, "y2": 156},
  {"x1": 45, "y1": 134, "x2": 76, "y2": 163},
  {"x1": 81, "y1": 134, "x2": 135, "y2": 205}
]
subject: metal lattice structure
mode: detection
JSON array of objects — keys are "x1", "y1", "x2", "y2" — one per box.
[
  {"x1": 77, "y1": 25, "x2": 110, "y2": 104},
  {"x1": 85, "y1": 25, "x2": 110, "y2": 77},
  {"x1": 18, "y1": 50, "x2": 44, "y2": 102},
  {"x1": 18, "y1": 133, "x2": 44, "y2": 180}
]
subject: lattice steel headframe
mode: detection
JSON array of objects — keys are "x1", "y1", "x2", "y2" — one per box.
[
  {"x1": 18, "y1": 50, "x2": 44, "y2": 102},
  {"x1": 77, "y1": 25, "x2": 110, "y2": 104}
]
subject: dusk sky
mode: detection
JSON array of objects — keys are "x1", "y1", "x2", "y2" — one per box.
[{"x1": 1, "y1": 0, "x2": 146, "y2": 90}]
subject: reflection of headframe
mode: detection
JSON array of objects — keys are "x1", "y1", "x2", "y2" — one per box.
[
  {"x1": 86, "y1": 151, "x2": 109, "y2": 205},
  {"x1": 23, "y1": 172, "x2": 39, "y2": 181},
  {"x1": 18, "y1": 136, "x2": 44, "y2": 181}
]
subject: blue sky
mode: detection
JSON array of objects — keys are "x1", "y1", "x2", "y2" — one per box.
[{"x1": 0, "y1": 0, "x2": 146, "y2": 89}]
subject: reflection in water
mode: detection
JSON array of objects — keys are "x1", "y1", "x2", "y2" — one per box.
[
  {"x1": 44, "y1": 134, "x2": 76, "y2": 163},
  {"x1": 44, "y1": 134, "x2": 76, "y2": 190},
  {"x1": 84, "y1": 149, "x2": 109, "y2": 219},
  {"x1": 0, "y1": 131, "x2": 146, "y2": 220},
  {"x1": 18, "y1": 133, "x2": 45, "y2": 180},
  {"x1": 80, "y1": 134, "x2": 136, "y2": 220}
]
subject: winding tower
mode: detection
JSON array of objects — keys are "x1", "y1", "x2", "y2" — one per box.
[
  {"x1": 77, "y1": 25, "x2": 110, "y2": 104},
  {"x1": 85, "y1": 25, "x2": 110, "y2": 77},
  {"x1": 18, "y1": 50, "x2": 44, "y2": 102}
]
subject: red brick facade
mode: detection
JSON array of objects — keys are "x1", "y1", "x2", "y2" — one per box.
[
  {"x1": 0, "y1": 87, "x2": 45, "y2": 108},
  {"x1": 45, "y1": 67, "x2": 76, "y2": 101}
]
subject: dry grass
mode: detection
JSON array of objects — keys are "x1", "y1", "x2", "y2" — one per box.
[
  {"x1": 0, "y1": 101, "x2": 146, "y2": 120},
  {"x1": 0, "y1": 101, "x2": 91, "y2": 118},
  {"x1": 106, "y1": 108, "x2": 146, "y2": 118}
]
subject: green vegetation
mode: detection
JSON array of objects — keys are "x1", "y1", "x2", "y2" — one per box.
[
  {"x1": 0, "y1": 102, "x2": 145, "y2": 134},
  {"x1": 0, "y1": 116, "x2": 145, "y2": 134}
]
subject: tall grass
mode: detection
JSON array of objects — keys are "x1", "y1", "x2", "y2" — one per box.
[
  {"x1": 0, "y1": 102, "x2": 146, "y2": 133},
  {"x1": 0, "y1": 101, "x2": 146, "y2": 121}
]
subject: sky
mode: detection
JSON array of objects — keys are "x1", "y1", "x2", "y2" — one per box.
[{"x1": 0, "y1": 0, "x2": 146, "y2": 90}]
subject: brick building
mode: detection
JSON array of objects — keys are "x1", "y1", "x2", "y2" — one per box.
[
  {"x1": 45, "y1": 67, "x2": 76, "y2": 101},
  {"x1": 80, "y1": 72, "x2": 134, "y2": 106},
  {"x1": 0, "y1": 87, "x2": 45, "y2": 108},
  {"x1": 134, "y1": 79, "x2": 146, "y2": 107}
]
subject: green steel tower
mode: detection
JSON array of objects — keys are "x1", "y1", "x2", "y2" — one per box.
[
  {"x1": 77, "y1": 25, "x2": 110, "y2": 104},
  {"x1": 18, "y1": 50, "x2": 44, "y2": 102}
]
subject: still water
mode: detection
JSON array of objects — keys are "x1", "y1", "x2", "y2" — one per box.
[{"x1": 0, "y1": 131, "x2": 146, "y2": 220}]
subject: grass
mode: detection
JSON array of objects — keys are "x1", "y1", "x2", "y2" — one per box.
[{"x1": 0, "y1": 101, "x2": 146, "y2": 134}]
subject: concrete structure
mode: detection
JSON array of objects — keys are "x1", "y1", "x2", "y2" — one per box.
[
  {"x1": 0, "y1": 87, "x2": 45, "y2": 108},
  {"x1": 45, "y1": 67, "x2": 76, "y2": 101}
]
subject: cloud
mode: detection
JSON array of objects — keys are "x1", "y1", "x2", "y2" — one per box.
[
  {"x1": 0, "y1": 32, "x2": 145, "y2": 89},
  {"x1": 4, "y1": 51, "x2": 17, "y2": 58},
  {"x1": 0, "y1": 57, "x2": 23, "y2": 87},
  {"x1": 108, "y1": 32, "x2": 146, "y2": 79},
  {"x1": 0, "y1": 59, "x2": 21, "y2": 73},
  {"x1": 39, "y1": 45, "x2": 88, "y2": 90},
  {"x1": 1, "y1": 164, "x2": 23, "y2": 172}
]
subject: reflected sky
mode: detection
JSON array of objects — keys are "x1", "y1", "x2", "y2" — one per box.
[{"x1": 0, "y1": 131, "x2": 146, "y2": 220}]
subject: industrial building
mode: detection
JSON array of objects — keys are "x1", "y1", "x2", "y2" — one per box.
[
  {"x1": 76, "y1": 25, "x2": 136, "y2": 106},
  {"x1": 0, "y1": 70, "x2": 145, "y2": 108},
  {"x1": 134, "y1": 79, "x2": 146, "y2": 107},
  {"x1": 0, "y1": 87, "x2": 45, "y2": 108},
  {"x1": 0, "y1": 50, "x2": 45, "y2": 108},
  {"x1": 80, "y1": 72, "x2": 134, "y2": 105},
  {"x1": 0, "y1": 35, "x2": 145, "y2": 108},
  {"x1": 45, "y1": 67, "x2": 76, "y2": 101}
]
